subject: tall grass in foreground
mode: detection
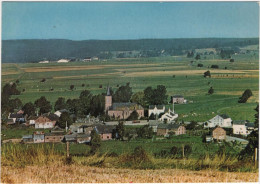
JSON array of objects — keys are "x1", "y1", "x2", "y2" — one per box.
[{"x1": 1, "y1": 143, "x2": 258, "y2": 172}]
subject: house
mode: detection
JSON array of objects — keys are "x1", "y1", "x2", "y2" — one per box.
[
  {"x1": 94, "y1": 124, "x2": 115, "y2": 140},
  {"x1": 54, "y1": 109, "x2": 70, "y2": 117},
  {"x1": 246, "y1": 122, "x2": 255, "y2": 131},
  {"x1": 35, "y1": 115, "x2": 57, "y2": 129},
  {"x1": 77, "y1": 125, "x2": 93, "y2": 134},
  {"x1": 172, "y1": 95, "x2": 185, "y2": 104},
  {"x1": 105, "y1": 86, "x2": 144, "y2": 120},
  {"x1": 39, "y1": 60, "x2": 49, "y2": 63},
  {"x1": 44, "y1": 132, "x2": 64, "y2": 143},
  {"x1": 233, "y1": 120, "x2": 253, "y2": 136},
  {"x1": 8, "y1": 113, "x2": 25, "y2": 123},
  {"x1": 22, "y1": 135, "x2": 33, "y2": 143},
  {"x1": 28, "y1": 116, "x2": 37, "y2": 125},
  {"x1": 157, "y1": 124, "x2": 186, "y2": 136},
  {"x1": 83, "y1": 57, "x2": 92, "y2": 62},
  {"x1": 148, "y1": 105, "x2": 165, "y2": 117},
  {"x1": 64, "y1": 133, "x2": 91, "y2": 143},
  {"x1": 159, "y1": 106, "x2": 178, "y2": 123},
  {"x1": 76, "y1": 133, "x2": 91, "y2": 143},
  {"x1": 212, "y1": 127, "x2": 226, "y2": 141},
  {"x1": 148, "y1": 120, "x2": 162, "y2": 133},
  {"x1": 92, "y1": 56, "x2": 99, "y2": 61},
  {"x1": 7, "y1": 118, "x2": 15, "y2": 125},
  {"x1": 33, "y1": 132, "x2": 45, "y2": 143},
  {"x1": 57, "y1": 59, "x2": 70, "y2": 63},
  {"x1": 204, "y1": 114, "x2": 232, "y2": 128}
]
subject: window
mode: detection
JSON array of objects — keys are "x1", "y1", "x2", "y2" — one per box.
[{"x1": 107, "y1": 136, "x2": 109, "y2": 139}]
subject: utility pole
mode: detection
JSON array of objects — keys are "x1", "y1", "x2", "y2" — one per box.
[
  {"x1": 66, "y1": 141, "x2": 70, "y2": 158},
  {"x1": 65, "y1": 121, "x2": 68, "y2": 132}
]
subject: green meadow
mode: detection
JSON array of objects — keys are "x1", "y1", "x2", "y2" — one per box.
[{"x1": 1, "y1": 52, "x2": 259, "y2": 122}]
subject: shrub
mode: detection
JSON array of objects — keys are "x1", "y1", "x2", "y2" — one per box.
[
  {"x1": 238, "y1": 89, "x2": 253, "y2": 103},
  {"x1": 230, "y1": 59, "x2": 234, "y2": 62},
  {"x1": 197, "y1": 63, "x2": 203, "y2": 67},
  {"x1": 211, "y1": 65, "x2": 219, "y2": 69}
]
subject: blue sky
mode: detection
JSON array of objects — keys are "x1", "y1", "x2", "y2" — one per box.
[{"x1": 2, "y1": 2, "x2": 259, "y2": 40}]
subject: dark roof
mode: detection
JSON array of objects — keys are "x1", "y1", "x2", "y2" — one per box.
[
  {"x1": 45, "y1": 132, "x2": 64, "y2": 136},
  {"x1": 233, "y1": 120, "x2": 248, "y2": 125},
  {"x1": 51, "y1": 126, "x2": 64, "y2": 133},
  {"x1": 246, "y1": 122, "x2": 255, "y2": 128},
  {"x1": 9, "y1": 113, "x2": 24, "y2": 118},
  {"x1": 110, "y1": 103, "x2": 143, "y2": 110},
  {"x1": 219, "y1": 114, "x2": 230, "y2": 119},
  {"x1": 149, "y1": 105, "x2": 165, "y2": 110},
  {"x1": 95, "y1": 125, "x2": 115, "y2": 134},
  {"x1": 43, "y1": 113, "x2": 59, "y2": 121},
  {"x1": 172, "y1": 95, "x2": 184, "y2": 98}
]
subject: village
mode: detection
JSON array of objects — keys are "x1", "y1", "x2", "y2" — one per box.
[{"x1": 3, "y1": 85, "x2": 255, "y2": 147}]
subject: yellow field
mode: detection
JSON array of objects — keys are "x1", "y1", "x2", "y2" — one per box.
[{"x1": 1, "y1": 164, "x2": 258, "y2": 183}]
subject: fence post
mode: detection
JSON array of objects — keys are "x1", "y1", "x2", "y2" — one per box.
[
  {"x1": 255, "y1": 148, "x2": 258, "y2": 168},
  {"x1": 66, "y1": 141, "x2": 70, "y2": 158},
  {"x1": 182, "y1": 144, "x2": 185, "y2": 158}
]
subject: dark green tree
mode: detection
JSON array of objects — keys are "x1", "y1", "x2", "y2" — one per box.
[
  {"x1": 197, "y1": 63, "x2": 203, "y2": 67},
  {"x1": 131, "y1": 91, "x2": 146, "y2": 107},
  {"x1": 8, "y1": 98, "x2": 23, "y2": 113},
  {"x1": 79, "y1": 90, "x2": 93, "y2": 116},
  {"x1": 195, "y1": 54, "x2": 200, "y2": 60},
  {"x1": 127, "y1": 110, "x2": 139, "y2": 121},
  {"x1": 203, "y1": 70, "x2": 211, "y2": 78},
  {"x1": 22, "y1": 102, "x2": 36, "y2": 117},
  {"x1": 238, "y1": 89, "x2": 253, "y2": 103},
  {"x1": 144, "y1": 85, "x2": 168, "y2": 106},
  {"x1": 208, "y1": 87, "x2": 214, "y2": 95},
  {"x1": 34, "y1": 96, "x2": 52, "y2": 114},
  {"x1": 113, "y1": 83, "x2": 133, "y2": 102},
  {"x1": 90, "y1": 94, "x2": 105, "y2": 117},
  {"x1": 186, "y1": 121, "x2": 197, "y2": 130},
  {"x1": 70, "y1": 85, "x2": 74, "y2": 90},
  {"x1": 137, "y1": 125, "x2": 153, "y2": 139},
  {"x1": 56, "y1": 112, "x2": 73, "y2": 129},
  {"x1": 115, "y1": 121, "x2": 125, "y2": 140},
  {"x1": 230, "y1": 59, "x2": 235, "y2": 62},
  {"x1": 54, "y1": 97, "x2": 67, "y2": 111},
  {"x1": 90, "y1": 130, "x2": 101, "y2": 153}
]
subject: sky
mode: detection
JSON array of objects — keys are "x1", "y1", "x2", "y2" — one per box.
[{"x1": 2, "y1": 1, "x2": 259, "y2": 40}]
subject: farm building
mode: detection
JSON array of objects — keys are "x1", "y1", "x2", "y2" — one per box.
[
  {"x1": 94, "y1": 124, "x2": 115, "y2": 140},
  {"x1": 171, "y1": 95, "x2": 185, "y2": 104},
  {"x1": 157, "y1": 124, "x2": 186, "y2": 136},
  {"x1": 148, "y1": 105, "x2": 165, "y2": 117},
  {"x1": 105, "y1": 86, "x2": 144, "y2": 120},
  {"x1": 22, "y1": 135, "x2": 33, "y2": 143},
  {"x1": 33, "y1": 132, "x2": 45, "y2": 143},
  {"x1": 64, "y1": 133, "x2": 91, "y2": 143},
  {"x1": 57, "y1": 59, "x2": 70, "y2": 63},
  {"x1": 232, "y1": 120, "x2": 253, "y2": 136},
  {"x1": 204, "y1": 114, "x2": 232, "y2": 128},
  {"x1": 8, "y1": 113, "x2": 25, "y2": 124},
  {"x1": 44, "y1": 133, "x2": 64, "y2": 143},
  {"x1": 212, "y1": 127, "x2": 226, "y2": 141}
]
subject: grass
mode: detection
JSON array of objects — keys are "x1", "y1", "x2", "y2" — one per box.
[
  {"x1": 1, "y1": 143, "x2": 258, "y2": 183},
  {"x1": 2, "y1": 53, "x2": 258, "y2": 122}
]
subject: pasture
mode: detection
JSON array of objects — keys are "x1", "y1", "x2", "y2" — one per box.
[{"x1": 1, "y1": 52, "x2": 259, "y2": 122}]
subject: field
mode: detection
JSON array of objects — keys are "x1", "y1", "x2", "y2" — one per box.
[{"x1": 2, "y1": 52, "x2": 259, "y2": 122}]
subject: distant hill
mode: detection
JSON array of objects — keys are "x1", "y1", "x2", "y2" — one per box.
[{"x1": 2, "y1": 38, "x2": 259, "y2": 63}]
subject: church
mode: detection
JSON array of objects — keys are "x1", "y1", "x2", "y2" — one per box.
[{"x1": 105, "y1": 86, "x2": 144, "y2": 120}]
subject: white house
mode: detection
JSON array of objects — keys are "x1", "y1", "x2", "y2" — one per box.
[
  {"x1": 233, "y1": 120, "x2": 253, "y2": 136},
  {"x1": 57, "y1": 59, "x2": 70, "y2": 63},
  {"x1": 35, "y1": 116, "x2": 56, "y2": 129},
  {"x1": 39, "y1": 60, "x2": 49, "y2": 63},
  {"x1": 148, "y1": 105, "x2": 165, "y2": 117},
  {"x1": 204, "y1": 114, "x2": 232, "y2": 128},
  {"x1": 159, "y1": 107, "x2": 178, "y2": 123}
]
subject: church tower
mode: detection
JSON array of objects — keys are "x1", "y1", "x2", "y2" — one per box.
[{"x1": 105, "y1": 85, "x2": 112, "y2": 111}]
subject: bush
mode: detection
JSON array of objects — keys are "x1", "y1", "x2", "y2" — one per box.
[
  {"x1": 238, "y1": 89, "x2": 253, "y2": 103},
  {"x1": 211, "y1": 65, "x2": 219, "y2": 69},
  {"x1": 230, "y1": 59, "x2": 234, "y2": 62},
  {"x1": 197, "y1": 63, "x2": 203, "y2": 67},
  {"x1": 203, "y1": 70, "x2": 211, "y2": 78}
]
